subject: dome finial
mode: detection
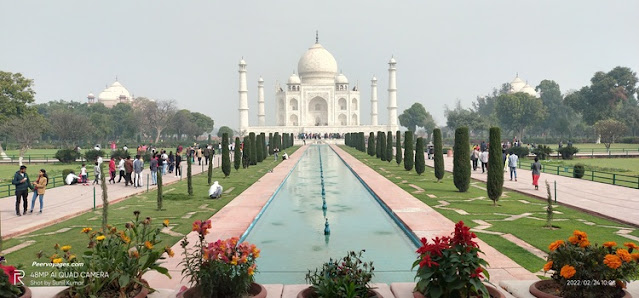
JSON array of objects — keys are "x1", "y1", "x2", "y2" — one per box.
[
  {"x1": 115, "y1": 75, "x2": 118, "y2": 82},
  {"x1": 315, "y1": 30, "x2": 319, "y2": 44},
  {"x1": 516, "y1": 72, "x2": 519, "y2": 77}
]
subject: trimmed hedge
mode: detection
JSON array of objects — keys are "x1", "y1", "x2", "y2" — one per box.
[
  {"x1": 376, "y1": 132, "x2": 381, "y2": 159},
  {"x1": 404, "y1": 131, "x2": 414, "y2": 171},
  {"x1": 222, "y1": 132, "x2": 231, "y2": 177},
  {"x1": 573, "y1": 164, "x2": 585, "y2": 178},
  {"x1": 532, "y1": 145, "x2": 552, "y2": 160},
  {"x1": 507, "y1": 146, "x2": 530, "y2": 158},
  {"x1": 234, "y1": 137, "x2": 241, "y2": 171},
  {"x1": 558, "y1": 146, "x2": 579, "y2": 160},
  {"x1": 379, "y1": 132, "x2": 387, "y2": 161},
  {"x1": 453, "y1": 127, "x2": 470, "y2": 192},
  {"x1": 415, "y1": 137, "x2": 425, "y2": 175},
  {"x1": 386, "y1": 131, "x2": 393, "y2": 162},
  {"x1": 84, "y1": 149, "x2": 105, "y2": 162},
  {"x1": 433, "y1": 129, "x2": 444, "y2": 182},
  {"x1": 55, "y1": 149, "x2": 81, "y2": 163},
  {"x1": 487, "y1": 127, "x2": 503, "y2": 205},
  {"x1": 395, "y1": 130, "x2": 402, "y2": 166},
  {"x1": 368, "y1": 132, "x2": 375, "y2": 156}
]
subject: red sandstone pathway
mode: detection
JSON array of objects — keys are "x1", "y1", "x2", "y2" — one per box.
[
  {"x1": 0, "y1": 158, "x2": 212, "y2": 240},
  {"x1": 424, "y1": 155, "x2": 639, "y2": 227}
]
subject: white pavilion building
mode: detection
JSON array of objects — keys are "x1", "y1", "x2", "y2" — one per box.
[
  {"x1": 239, "y1": 37, "x2": 399, "y2": 136},
  {"x1": 87, "y1": 80, "x2": 134, "y2": 108},
  {"x1": 508, "y1": 74, "x2": 538, "y2": 97}
]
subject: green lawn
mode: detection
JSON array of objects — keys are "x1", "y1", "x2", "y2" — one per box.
[
  {"x1": 542, "y1": 158, "x2": 639, "y2": 176},
  {"x1": 2, "y1": 146, "x2": 299, "y2": 286},
  {"x1": 0, "y1": 162, "x2": 86, "y2": 193},
  {"x1": 341, "y1": 146, "x2": 636, "y2": 274}
]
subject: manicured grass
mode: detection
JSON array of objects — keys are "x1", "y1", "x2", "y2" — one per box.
[
  {"x1": 3, "y1": 146, "x2": 299, "y2": 286},
  {"x1": 341, "y1": 146, "x2": 636, "y2": 274},
  {"x1": 0, "y1": 162, "x2": 86, "y2": 190},
  {"x1": 542, "y1": 158, "x2": 639, "y2": 176},
  {"x1": 539, "y1": 143, "x2": 639, "y2": 150}
]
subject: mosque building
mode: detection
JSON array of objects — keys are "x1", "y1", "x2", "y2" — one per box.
[
  {"x1": 508, "y1": 74, "x2": 538, "y2": 97},
  {"x1": 239, "y1": 35, "x2": 399, "y2": 136},
  {"x1": 87, "y1": 79, "x2": 134, "y2": 108}
]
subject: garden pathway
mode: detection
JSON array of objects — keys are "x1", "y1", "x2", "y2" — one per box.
[
  {"x1": 424, "y1": 155, "x2": 639, "y2": 228},
  {"x1": 0, "y1": 159, "x2": 210, "y2": 240}
]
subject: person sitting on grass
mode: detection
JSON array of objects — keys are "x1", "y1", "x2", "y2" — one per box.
[
  {"x1": 282, "y1": 152, "x2": 288, "y2": 160},
  {"x1": 208, "y1": 181, "x2": 223, "y2": 199},
  {"x1": 65, "y1": 171, "x2": 81, "y2": 185}
]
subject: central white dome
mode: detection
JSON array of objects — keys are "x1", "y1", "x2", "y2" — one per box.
[{"x1": 297, "y1": 43, "x2": 338, "y2": 84}]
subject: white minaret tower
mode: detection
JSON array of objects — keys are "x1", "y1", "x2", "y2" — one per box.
[
  {"x1": 387, "y1": 57, "x2": 398, "y2": 130},
  {"x1": 370, "y1": 76, "x2": 378, "y2": 126},
  {"x1": 257, "y1": 76, "x2": 265, "y2": 126},
  {"x1": 238, "y1": 58, "x2": 249, "y2": 135}
]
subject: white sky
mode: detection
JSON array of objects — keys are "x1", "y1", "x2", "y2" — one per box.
[{"x1": 1, "y1": 0, "x2": 637, "y2": 129}]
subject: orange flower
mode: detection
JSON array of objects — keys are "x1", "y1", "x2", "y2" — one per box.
[
  {"x1": 548, "y1": 240, "x2": 565, "y2": 251},
  {"x1": 630, "y1": 253, "x2": 639, "y2": 261},
  {"x1": 543, "y1": 261, "x2": 553, "y2": 272},
  {"x1": 559, "y1": 265, "x2": 576, "y2": 279},
  {"x1": 579, "y1": 239, "x2": 590, "y2": 248},
  {"x1": 624, "y1": 242, "x2": 639, "y2": 251},
  {"x1": 164, "y1": 246, "x2": 174, "y2": 257},
  {"x1": 230, "y1": 255, "x2": 238, "y2": 265},
  {"x1": 568, "y1": 230, "x2": 588, "y2": 245},
  {"x1": 248, "y1": 264, "x2": 256, "y2": 276},
  {"x1": 144, "y1": 241, "x2": 154, "y2": 250},
  {"x1": 616, "y1": 249, "x2": 632, "y2": 262},
  {"x1": 163, "y1": 219, "x2": 170, "y2": 227},
  {"x1": 604, "y1": 254, "x2": 622, "y2": 269},
  {"x1": 603, "y1": 241, "x2": 617, "y2": 248},
  {"x1": 81, "y1": 227, "x2": 92, "y2": 234}
]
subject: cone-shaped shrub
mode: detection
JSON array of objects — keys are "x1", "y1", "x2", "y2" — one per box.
[
  {"x1": 487, "y1": 127, "x2": 503, "y2": 206},
  {"x1": 367, "y1": 132, "x2": 374, "y2": 156},
  {"x1": 433, "y1": 128, "x2": 445, "y2": 182},
  {"x1": 453, "y1": 127, "x2": 471, "y2": 192},
  {"x1": 359, "y1": 132, "x2": 366, "y2": 152},
  {"x1": 415, "y1": 137, "x2": 425, "y2": 175},
  {"x1": 386, "y1": 131, "x2": 393, "y2": 162},
  {"x1": 395, "y1": 130, "x2": 402, "y2": 166},
  {"x1": 234, "y1": 137, "x2": 241, "y2": 171},
  {"x1": 187, "y1": 154, "x2": 193, "y2": 196},
  {"x1": 268, "y1": 133, "x2": 274, "y2": 155},
  {"x1": 242, "y1": 136, "x2": 250, "y2": 169},
  {"x1": 256, "y1": 133, "x2": 263, "y2": 162},
  {"x1": 376, "y1": 132, "x2": 381, "y2": 158},
  {"x1": 261, "y1": 133, "x2": 267, "y2": 160},
  {"x1": 379, "y1": 132, "x2": 387, "y2": 161},
  {"x1": 249, "y1": 132, "x2": 257, "y2": 165},
  {"x1": 157, "y1": 169, "x2": 163, "y2": 210},
  {"x1": 404, "y1": 131, "x2": 414, "y2": 171},
  {"x1": 222, "y1": 132, "x2": 231, "y2": 177}
]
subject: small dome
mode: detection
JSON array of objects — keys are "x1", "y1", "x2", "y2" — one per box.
[
  {"x1": 510, "y1": 76, "x2": 526, "y2": 92},
  {"x1": 258, "y1": 76, "x2": 264, "y2": 82},
  {"x1": 98, "y1": 81, "x2": 131, "y2": 102},
  {"x1": 371, "y1": 75, "x2": 377, "y2": 81},
  {"x1": 288, "y1": 73, "x2": 301, "y2": 85},
  {"x1": 297, "y1": 43, "x2": 338, "y2": 84},
  {"x1": 239, "y1": 58, "x2": 246, "y2": 66},
  {"x1": 87, "y1": 93, "x2": 95, "y2": 99},
  {"x1": 521, "y1": 84, "x2": 537, "y2": 97},
  {"x1": 335, "y1": 73, "x2": 348, "y2": 84},
  {"x1": 389, "y1": 57, "x2": 397, "y2": 64}
]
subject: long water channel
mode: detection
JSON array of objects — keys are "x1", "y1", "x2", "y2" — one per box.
[{"x1": 242, "y1": 145, "x2": 418, "y2": 284}]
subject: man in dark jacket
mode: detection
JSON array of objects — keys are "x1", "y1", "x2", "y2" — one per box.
[
  {"x1": 12, "y1": 165, "x2": 34, "y2": 216},
  {"x1": 124, "y1": 156, "x2": 134, "y2": 186}
]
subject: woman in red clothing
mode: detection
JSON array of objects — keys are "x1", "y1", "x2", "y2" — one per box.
[{"x1": 108, "y1": 157, "x2": 117, "y2": 184}]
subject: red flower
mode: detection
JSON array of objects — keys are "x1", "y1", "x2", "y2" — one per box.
[
  {"x1": 192, "y1": 220, "x2": 212, "y2": 236},
  {"x1": 0, "y1": 264, "x2": 17, "y2": 285},
  {"x1": 452, "y1": 221, "x2": 478, "y2": 248},
  {"x1": 419, "y1": 254, "x2": 439, "y2": 268},
  {"x1": 470, "y1": 267, "x2": 484, "y2": 279}
]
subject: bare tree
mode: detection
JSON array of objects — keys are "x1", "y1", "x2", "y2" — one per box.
[
  {"x1": 137, "y1": 99, "x2": 177, "y2": 143},
  {"x1": 1, "y1": 115, "x2": 48, "y2": 164}
]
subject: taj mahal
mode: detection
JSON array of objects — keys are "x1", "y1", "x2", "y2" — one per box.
[{"x1": 239, "y1": 35, "x2": 399, "y2": 136}]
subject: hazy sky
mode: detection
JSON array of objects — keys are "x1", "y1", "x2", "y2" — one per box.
[{"x1": 2, "y1": 1, "x2": 638, "y2": 129}]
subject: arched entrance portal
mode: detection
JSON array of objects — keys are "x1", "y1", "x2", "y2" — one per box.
[{"x1": 308, "y1": 96, "x2": 328, "y2": 126}]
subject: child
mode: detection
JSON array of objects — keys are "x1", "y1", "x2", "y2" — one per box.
[
  {"x1": 80, "y1": 164, "x2": 88, "y2": 185},
  {"x1": 93, "y1": 162, "x2": 100, "y2": 185}
]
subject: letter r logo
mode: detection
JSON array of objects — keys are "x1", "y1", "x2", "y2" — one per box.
[{"x1": 13, "y1": 270, "x2": 25, "y2": 286}]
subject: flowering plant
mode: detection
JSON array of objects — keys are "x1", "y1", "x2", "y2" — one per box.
[
  {"x1": 180, "y1": 219, "x2": 260, "y2": 298},
  {"x1": 543, "y1": 230, "x2": 639, "y2": 298},
  {"x1": 0, "y1": 256, "x2": 23, "y2": 298},
  {"x1": 305, "y1": 250, "x2": 375, "y2": 298},
  {"x1": 412, "y1": 221, "x2": 490, "y2": 298},
  {"x1": 39, "y1": 211, "x2": 172, "y2": 298}
]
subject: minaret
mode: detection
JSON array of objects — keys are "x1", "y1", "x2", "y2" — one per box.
[
  {"x1": 370, "y1": 76, "x2": 378, "y2": 126},
  {"x1": 387, "y1": 57, "x2": 398, "y2": 130},
  {"x1": 257, "y1": 76, "x2": 265, "y2": 126},
  {"x1": 238, "y1": 58, "x2": 249, "y2": 135}
]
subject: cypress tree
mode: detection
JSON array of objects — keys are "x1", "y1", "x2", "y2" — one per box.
[
  {"x1": 242, "y1": 137, "x2": 250, "y2": 169},
  {"x1": 379, "y1": 132, "x2": 387, "y2": 161},
  {"x1": 404, "y1": 131, "x2": 414, "y2": 171},
  {"x1": 453, "y1": 127, "x2": 471, "y2": 192},
  {"x1": 281, "y1": 133, "x2": 286, "y2": 149},
  {"x1": 234, "y1": 137, "x2": 241, "y2": 171},
  {"x1": 249, "y1": 132, "x2": 257, "y2": 165},
  {"x1": 368, "y1": 132, "x2": 375, "y2": 156},
  {"x1": 415, "y1": 137, "x2": 425, "y2": 175},
  {"x1": 273, "y1": 132, "x2": 281, "y2": 152},
  {"x1": 261, "y1": 133, "x2": 267, "y2": 159},
  {"x1": 187, "y1": 153, "x2": 193, "y2": 196},
  {"x1": 222, "y1": 132, "x2": 231, "y2": 177},
  {"x1": 345, "y1": 133, "x2": 350, "y2": 146},
  {"x1": 386, "y1": 131, "x2": 393, "y2": 162},
  {"x1": 358, "y1": 132, "x2": 364, "y2": 152},
  {"x1": 487, "y1": 127, "x2": 503, "y2": 206},
  {"x1": 433, "y1": 128, "x2": 445, "y2": 182},
  {"x1": 157, "y1": 169, "x2": 163, "y2": 210},
  {"x1": 268, "y1": 133, "x2": 274, "y2": 155},
  {"x1": 256, "y1": 133, "x2": 263, "y2": 162},
  {"x1": 376, "y1": 131, "x2": 381, "y2": 158},
  {"x1": 208, "y1": 148, "x2": 213, "y2": 184},
  {"x1": 395, "y1": 130, "x2": 402, "y2": 166}
]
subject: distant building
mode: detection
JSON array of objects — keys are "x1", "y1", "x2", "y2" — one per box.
[
  {"x1": 87, "y1": 79, "x2": 134, "y2": 108},
  {"x1": 508, "y1": 74, "x2": 538, "y2": 97}
]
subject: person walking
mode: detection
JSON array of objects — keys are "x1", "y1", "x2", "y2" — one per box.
[
  {"x1": 161, "y1": 150, "x2": 168, "y2": 175},
  {"x1": 12, "y1": 165, "x2": 34, "y2": 216},
  {"x1": 92, "y1": 162, "x2": 100, "y2": 185},
  {"x1": 273, "y1": 147, "x2": 279, "y2": 161},
  {"x1": 117, "y1": 157, "x2": 126, "y2": 183},
  {"x1": 29, "y1": 169, "x2": 48, "y2": 214},
  {"x1": 508, "y1": 152, "x2": 519, "y2": 181},
  {"x1": 80, "y1": 163, "x2": 88, "y2": 185},
  {"x1": 108, "y1": 157, "x2": 116, "y2": 184},
  {"x1": 168, "y1": 151, "x2": 175, "y2": 173},
  {"x1": 203, "y1": 145, "x2": 210, "y2": 166},
  {"x1": 531, "y1": 157, "x2": 542, "y2": 190},
  {"x1": 175, "y1": 152, "x2": 182, "y2": 177},
  {"x1": 150, "y1": 154, "x2": 158, "y2": 185},
  {"x1": 124, "y1": 156, "x2": 134, "y2": 186},
  {"x1": 196, "y1": 147, "x2": 203, "y2": 165},
  {"x1": 480, "y1": 150, "x2": 489, "y2": 173},
  {"x1": 471, "y1": 147, "x2": 479, "y2": 171},
  {"x1": 133, "y1": 155, "x2": 144, "y2": 188}
]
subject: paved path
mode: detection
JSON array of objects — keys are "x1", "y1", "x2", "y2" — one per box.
[
  {"x1": 0, "y1": 158, "x2": 215, "y2": 240},
  {"x1": 424, "y1": 155, "x2": 639, "y2": 227}
]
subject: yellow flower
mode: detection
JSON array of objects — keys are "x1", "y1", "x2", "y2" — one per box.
[
  {"x1": 543, "y1": 261, "x2": 553, "y2": 272},
  {"x1": 548, "y1": 240, "x2": 564, "y2": 251},
  {"x1": 604, "y1": 254, "x2": 622, "y2": 269},
  {"x1": 163, "y1": 219, "x2": 169, "y2": 227},
  {"x1": 164, "y1": 246, "x2": 174, "y2": 257},
  {"x1": 52, "y1": 258, "x2": 63, "y2": 264},
  {"x1": 248, "y1": 264, "x2": 256, "y2": 276},
  {"x1": 68, "y1": 254, "x2": 76, "y2": 261},
  {"x1": 559, "y1": 265, "x2": 576, "y2": 279},
  {"x1": 617, "y1": 249, "x2": 632, "y2": 262},
  {"x1": 144, "y1": 241, "x2": 154, "y2": 250},
  {"x1": 81, "y1": 227, "x2": 92, "y2": 233},
  {"x1": 603, "y1": 241, "x2": 617, "y2": 248},
  {"x1": 230, "y1": 255, "x2": 238, "y2": 265},
  {"x1": 61, "y1": 245, "x2": 71, "y2": 252},
  {"x1": 96, "y1": 235, "x2": 106, "y2": 241}
]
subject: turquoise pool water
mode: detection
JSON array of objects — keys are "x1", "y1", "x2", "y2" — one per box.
[{"x1": 242, "y1": 145, "x2": 418, "y2": 284}]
